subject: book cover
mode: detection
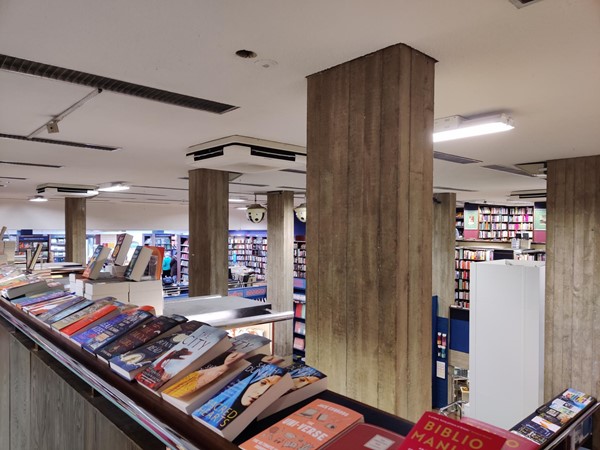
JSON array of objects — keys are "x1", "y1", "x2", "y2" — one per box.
[
  {"x1": 1, "y1": 279, "x2": 49, "y2": 300},
  {"x1": 399, "y1": 412, "x2": 506, "y2": 450},
  {"x1": 143, "y1": 246, "x2": 164, "y2": 280},
  {"x1": 44, "y1": 298, "x2": 94, "y2": 326},
  {"x1": 36, "y1": 295, "x2": 86, "y2": 322},
  {"x1": 111, "y1": 233, "x2": 133, "y2": 266},
  {"x1": 26, "y1": 243, "x2": 43, "y2": 270},
  {"x1": 460, "y1": 417, "x2": 539, "y2": 450},
  {"x1": 95, "y1": 314, "x2": 188, "y2": 363},
  {"x1": 23, "y1": 294, "x2": 79, "y2": 316},
  {"x1": 77, "y1": 306, "x2": 155, "y2": 353},
  {"x1": 51, "y1": 298, "x2": 118, "y2": 332},
  {"x1": 59, "y1": 302, "x2": 122, "y2": 337},
  {"x1": 82, "y1": 245, "x2": 111, "y2": 280},
  {"x1": 109, "y1": 321, "x2": 205, "y2": 381},
  {"x1": 161, "y1": 333, "x2": 273, "y2": 414},
  {"x1": 124, "y1": 246, "x2": 153, "y2": 282},
  {"x1": 322, "y1": 423, "x2": 406, "y2": 450},
  {"x1": 12, "y1": 290, "x2": 70, "y2": 308},
  {"x1": 257, "y1": 363, "x2": 328, "y2": 419},
  {"x1": 239, "y1": 398, "x2": 364, "y2": 450},
  {"x1": 135, "y1": 324, "x2": 231, "y2": 393},
  {"x1": 193, "y1": 354, "x2": 293, "y2": 441}
]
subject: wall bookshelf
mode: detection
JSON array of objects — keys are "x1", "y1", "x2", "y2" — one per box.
[
  {"x1": 179, "y1": 236, "x2": 189, "y2": 285},
  {"x1": 292, "y1": 277, "x2": 307, "y2": 362},
  {"x1": 293, "y1": 240, "x2": 306, "y2": 279},
  {"x1": 455, "y1": 208, "x2": 464, "y2": 239},
  {"x1": 463, "y1": 203, "x2": 540, "y2": 242},
  {"x1": 17, "y1": 234, "x2": 50, "y2": 262},
  {"x1": 49, "y1": 235, "x2": 66, "y2": 262},
  {"x1": 228, "y1": 234, "x2": 268, "y2": 281}
]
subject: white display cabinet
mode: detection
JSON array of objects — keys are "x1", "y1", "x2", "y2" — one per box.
[{"x1": 468, "y1": 259, "x2": 545, "y2": 429}]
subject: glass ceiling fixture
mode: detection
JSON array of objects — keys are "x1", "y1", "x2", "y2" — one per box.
[
  {"x1": 246, "y1": 194, "x2": 267, "y2": 223},
  {"x1": 97, "y1": 182, "x2": 130, "y2": 192},
  {"x1": 294, "y1": 200, "x2": 307, "y2": 223},
  {"x1": 433, "y1": 113, "x2": 514, "y2": 143},
  {"x1": 28, "y1": 195, "x2": 48, "y2": 202}
]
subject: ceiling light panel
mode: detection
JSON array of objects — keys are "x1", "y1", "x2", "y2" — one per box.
[{"x1": 433, "y1": 114, "x2": 514, "y2": 143}]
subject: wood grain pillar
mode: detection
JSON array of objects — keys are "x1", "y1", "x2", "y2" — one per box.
[
  {"x1": 545, "y1": 155, "x2": 600, "y2": 401},
  {"x1": 433, "y1": 193, "x2": 456, "y2": 319},
  {"x1": 306, "y1": 43, "x2": 435, "y2": 421},
  {"x1": 266, "y1": 190, "x2": 294, "y2": 357},
  {"x1": 65, "y1": 197, "x2": 86, "y2": 264},
  {"x1": 188, "y1": 168, "x2": 229, "y2": 297}
]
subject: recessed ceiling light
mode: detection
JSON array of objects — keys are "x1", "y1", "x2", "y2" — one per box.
[
  {"x1": 235, "y1": 49, "x2": 258, "y2": 59},
  {"x1": 228, "y1": 198, "x2": 246, "y2": 203},
  {"x1": 254, "y1": 59, "x2": 278, "y2": 69},
  {"x1": 29, "y1": 195, "x2": 48, "y2": 202},
  {"x1": 433, "y1": 113, "x2": 514, "y2": 143},
  {"x1": 236, "y1": 206, "x2": 248, "y2": 210},
  {"x1": 98, "y1": 182, "x2": 130, "y2": 192}
]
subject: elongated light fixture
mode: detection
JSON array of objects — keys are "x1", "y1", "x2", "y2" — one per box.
[
  {"x1": 433, "y1": 113, "x2": 514, "y2": 143},
  {"x1": 29, "y1": 195, "x2": 48, "y2": 202},
  {"x1": 98, "y1": 182, "x2": 130, "y2": 192}
]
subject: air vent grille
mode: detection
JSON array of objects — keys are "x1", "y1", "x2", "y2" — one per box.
[
  {"x1": 433, "y1": 186, "x2": 477, "y2": 192},
  {"x1": 0, "y1": 54, "x2": 238, "y2": 114},
  {"x1": 0, "y1": 133, "x2": 118, "y2": 151},
  {"x1": 0, "y1": 160, "x2": 62, "y2": 168},
  {"x1": 482, "y1": 165, "x2": 533, "y2": 177},
  {"x1": 434, "y1": 151, "x2": 481, "y2": 164}
]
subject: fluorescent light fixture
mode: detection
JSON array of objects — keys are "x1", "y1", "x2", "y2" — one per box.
[
  {"x1": 228, "y1": 198, "x2": 246, "y2": 203},
  {"x1": 29, "y1": 195, "x2": 48, "y2": 202},
  {"x1": 98, "y1": 182, "x2": 130, "y2": 192},
  {"x1": 236, "y1": 206, "x2": 248, "y2": 210},
  {"x1": 433, "y1": 113, "x2": 514, "y2": 143}
]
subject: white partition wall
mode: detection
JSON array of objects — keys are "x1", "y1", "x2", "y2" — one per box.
[{"x1": 468, "y1": 259, "x2": 545, "y2": 429}]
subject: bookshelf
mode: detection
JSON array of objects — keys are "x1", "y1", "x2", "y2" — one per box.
[
  {"x1": 477, "y1": 205, "x2": 534, "y2": 240},
  {"x1": 455, "y1": 208, "x2": 464, "y2": 239},
  {"x1": 292, "y1": 277, "x2": 306, "y2": 362},
  {"x1": 179, "y1": 236, "x2": 189, "y2": 285},
  {"x1": 228, "y1": 233, "x2": 268, "y2": 281},
  {"x1": 293, "y1": 240, "x2": 306, "y2": 279},
  {"x1": 17, "y1": 234, "x2": 50, "y2": 262},
  {"x1": 49, "y1": 235, "x2": 66, "y2": 262}
]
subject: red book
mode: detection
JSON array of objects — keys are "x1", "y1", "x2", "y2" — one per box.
[
  {"x1": 399, "y1": 412, "x2": 506, "y2": 450},
  {"x1": 461, "y1": 417, "x2": 539, "y2": 450},
  {"x1": 323, "y1": 423, "x2": 405, "y2": 449},
  {"x1": 60, "y1": 304, "x2": 118, "y2": 337}
]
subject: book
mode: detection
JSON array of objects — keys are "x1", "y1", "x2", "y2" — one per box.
[
  {"x1": 257, "y1": 363, "x2": 328, "y2": 419},
  {"x1": 143, "y1": 246, "x2": 164, "y2": 280},
  {"x1": 322, "y1": 423, "x2": 406, "y2": 450},
  {"x1": 193, "y1": 354, "x2": 293, "y2": 441},
  {"x1": 124, "y1": 246, "x2": 153, "y2": 282},
  {"x1": 12, "y1": 289, "x2": 69, "y2": 308},
  {"x1": 51, "y1": 298, "x2": 119, "y2": 332},
  {"x1": 109, "y1": 321, "x2": 206, "y2": 380},
  {"x1": 82, "y1": 245, "x2": 111, "y2": 280},
  {"x1": 398, "y1": 412, "x2": 506, "y2": 450},
  {"x1": 239, "y1": 398, "x2": 364, "y2": 449},
  {"x1": 22, "y1": 294, "x2": 79, "y2": 316},
  {"x1": 43, "y1": 298, "x2": 93, "y2": 326},
  {"x1": 26, "y1": 243, "x2": 43, "y2": 270},
  {"x1": 95, "y1": 314, "x2": 188, "y2": 363},
  {"x1": 35, "y1": 295, "x2": 85, "y2": 322},
  {"x1": 75, "y1": 306, "x2": 155, "y2": 352},
  {"x1": 59, "y1": 301, "x2": 125, "y2": 337},
  {"x1": 460, "y1": 417, "x2": 538, "y2": 450},
  {"x1": 161, "y1": 333, "x2": 272, "y2": 414},
  {"x1": 135, "y1": 324, "x2": 231, "y2": 393},
  {"x1": 1, "y1": 278, "x2": 49, "y2": 300},
  {"x1": 111, "y1": 233, "x2": 133, "y2": 266}
]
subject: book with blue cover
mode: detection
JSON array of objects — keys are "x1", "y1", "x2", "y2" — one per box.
[
  {"x1": 43, "y1": 298, "x2": 94, "y2": 326},
  {"x1": 36, "y1": 295, "x2": 87, "y2": 323},
  {"x1": 192, "y1": 354, "x2": 293, "y2": 441}
]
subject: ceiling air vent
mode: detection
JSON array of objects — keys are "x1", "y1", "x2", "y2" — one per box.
[
  {"x1": 482, "y1": 165, "x2": 533, "y2": 177},
  {"x1": 187, "y1": 135, "x2": 306, "y2": 174},
  {"x1": 509, "y1": 189, "x2": 547, "y2": 200},
  {"x1": 0, "y1": 133, "x2": 119, "y2": 151},
  {"x1": 434, "y1": 151, "x2": 481, "y2": 164},
  {"x1": 508, "y1": 0, "x2": 544, "y2": 8},
  {"x1": 0, "y1": 54, "x2": 238, "y2": 114},
  {"x1": 0, "y1": 160, "x2": 62, "y2": 168},
  {"x1": 36, "y1": 183, "x2": 98, "y2": 198}
]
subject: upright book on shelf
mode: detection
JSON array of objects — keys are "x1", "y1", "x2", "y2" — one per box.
[
  {"x1": 82, "y1": 245, "x2": 111, "y2": 280},
  {"x1": 124, "y1": 246, "x2": 153, "y2": 282},
  {"x1": 135, "y1": 324, "x2": 231, "y2": 393},
  {"x1": 239, "y1": 398, "x2": 364, "y2": 450},
  {"x1": 109, "y1": 320, "x2": 206, "y2": 380},
  {"x1": 111, "y1": 233, "x2": 133, "y2": 266},
  {"x1": 161, "y1": 333, "x2": 272, "y2": 414}
]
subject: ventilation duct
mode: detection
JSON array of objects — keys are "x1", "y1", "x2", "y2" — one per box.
[{"x1": 509, "y1": 189, "x2": 547, "y2": 200}]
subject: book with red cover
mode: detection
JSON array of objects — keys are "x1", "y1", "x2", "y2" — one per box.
[
  {"x1": 51, "y1": 298, "x2": 118, "y2": 332},
  {"x1": 460, "y1": 417, "x2": 539, "y2": 450},
  {"x1": 399, "y1": 412, "x2": 506, "y2": 450},
  {"x1": 323, "y1": 423, "x2": 406, "y2": 450},
  {"x1": 60, "y1": 304, "x2": 120, "y2": 337},
  {"x1": 239, "y1": 398, "x2": 364, "y2": 450}
]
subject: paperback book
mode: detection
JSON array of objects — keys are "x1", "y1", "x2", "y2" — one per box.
[
  {"x1": 82, "y1": 245, "x2": 111, "y2": 280},
  {"x1": 111, "y1": 233, "x2": 133, "y2": 266},
  {"x1": 75, "y1": 306, "x2": 155, "y2": 352},
  {"x1": 12, "y1": 290, "x2": 70, "y2": 309},
  {"x1": 95, "y1": 314, "x2": 188, "y2": 363},
  {"x1": 23, "y1": 294, "x2": 79, "y2": 316},
  {"x1": 109, "y1": 321, "x2": 206, "y2": 380},
  {"x1": 43, "y1": 298, "x2": 94, "y2": 327},
  {"x1": 239, "y1": 398, "x2": 364, "y2": 450},
  {"x1": 460, "y1": 417, "x2": 538, "y2": 450},
  {"x1": 193, "y1": 354, "x2": 293, "y2": 441},
  {"x1": 59, "y1": 300, "x2": 129, "y2": 337},
  {"x1": 124, "y1": 246, "x2": 153, "y2": 282},
  {"x1": 257, "y1": 363, "x2": 328, "y2": 419},
  {"x1": 161, "y1": 333, "x2": 272, "y2": 414},
  {"x1": 322, "y1": 423, "x2": 406, "y2": 450},
  {"x1": 35, "y1": 295, "x2": 86, "y2": 322},
  {"x1": 51, "y1": 298, "x2": 119, "y2": 332},
  {"x1": 135, "y1": 324, "x2": 231, "y2": 392},
  {"x1": 1, "y1": 278, "x2": 49, "y2": 300}
]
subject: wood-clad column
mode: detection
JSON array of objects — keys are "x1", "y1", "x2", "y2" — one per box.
[
  {"x1": 433, "y1": 193, "x2": 456, "y2": 319},
  {"x1": 266, "y1": 191, "x2": 294, "y2": 357},
  {"x1": 306, "y1": 43, "x2": 435, "y2": 421},
  {"x1": 188, "y1": 168, "x2": 229, "y2": 297},
  {"x1": 545, "y1": 155, "x2": 600, "y2": 402},
  {"x1": 65, "y1": 197, "x2": 86, "y2": 264}
]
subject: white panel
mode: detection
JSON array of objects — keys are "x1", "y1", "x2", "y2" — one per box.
[{"x1": 468, "y1": 259, "x2": 545, "y2": 429}]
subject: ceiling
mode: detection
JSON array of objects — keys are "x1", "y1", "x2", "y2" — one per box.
[{"x1": 0, "y1": 0, "x2": 599, "y2": 209}]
